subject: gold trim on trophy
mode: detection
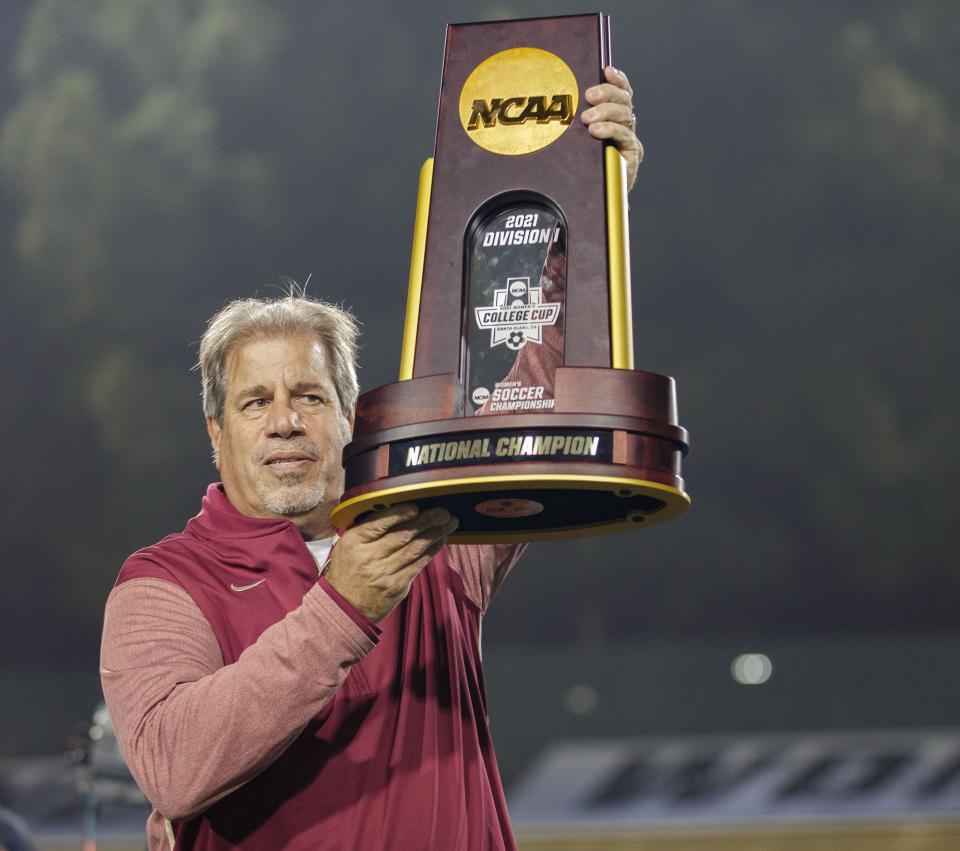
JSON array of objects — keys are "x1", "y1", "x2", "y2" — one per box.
[
  {"x1": 605, "y1": 145, "x2": 634, "y2": 370},
  {"x1": 333, "y1": 472, "x2": 691, "y2": 543},
  {"x1": 399, "y1": 157, "x2": 434, "y2": 380}
]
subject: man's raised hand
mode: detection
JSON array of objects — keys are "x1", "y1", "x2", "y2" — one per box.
[
  {"x1": 325, "y1": 504, "x2": 459, "y2": 622},
  {"x1": 581, "y1": 66, "x2": 644, "y2": 190}
]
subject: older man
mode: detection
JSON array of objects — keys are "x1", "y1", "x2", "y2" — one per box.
[{"x1": 101, "y1": 68, "x2": 642, "y2": 850}]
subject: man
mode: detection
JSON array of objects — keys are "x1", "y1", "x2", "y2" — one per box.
[{"x1": 101, "y1": 68, "x2": 642, "y2": 850}]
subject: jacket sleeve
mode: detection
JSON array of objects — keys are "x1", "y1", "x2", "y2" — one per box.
[
  {"x1": 446, "y1": 543, "x2": 526, "y2": 613},
  {"x1": 100, "y1": 577, "x2": 376, "y2": 821}
]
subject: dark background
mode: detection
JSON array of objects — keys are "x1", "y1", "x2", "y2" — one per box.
[{"x1": 1, "y1": 0, "x2": 958, "y2": 760}]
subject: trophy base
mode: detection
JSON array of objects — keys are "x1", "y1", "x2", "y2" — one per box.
[
  {"x1": 331, "y1": 368, "x2": 690, "y2": 543},
  {"x1": 333, "y1": 472, "x2": 688, "y2": 543}
]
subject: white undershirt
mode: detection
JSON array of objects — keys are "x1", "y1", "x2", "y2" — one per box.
[{"x1": 305, "y1": 536, "x2": 335, "y2": 575}]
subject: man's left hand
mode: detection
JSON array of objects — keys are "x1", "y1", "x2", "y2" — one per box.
[{"x1": 581, "y1": 66, "x2": 644, "y2": 190}]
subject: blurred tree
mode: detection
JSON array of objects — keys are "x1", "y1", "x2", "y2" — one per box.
[
  {"x1": 610, "y1": 0, "x2": 960, "y2": 635},
  {"x1": 0, "y1": 0, "x2": 285, "y2": 653}
]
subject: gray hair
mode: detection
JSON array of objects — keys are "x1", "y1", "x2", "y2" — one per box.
[{"x1": 198, "y1": 293, "x2": 359, "y2": 426}]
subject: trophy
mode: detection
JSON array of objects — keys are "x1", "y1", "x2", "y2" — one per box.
[{"x1": 331, "y1": 13, "x2": 689, "y2": 542}]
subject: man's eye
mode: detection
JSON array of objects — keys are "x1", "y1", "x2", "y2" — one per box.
[
  {"x1": 303, "y1": 394, "x2": 323, "y2": 404},
  {"x1": 245, "y1": 398, "x2": 268, "y2": 409}
]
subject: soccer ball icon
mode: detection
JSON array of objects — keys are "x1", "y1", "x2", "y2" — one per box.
[{"x1": 506, "y1": 330, "x2": 525, "y2": 350}]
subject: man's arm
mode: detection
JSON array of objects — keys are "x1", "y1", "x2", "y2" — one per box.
[
  {"x1": 101, "y1": 577, "x2": 376, "y2": 821},
  {"x1": 101, "y1": 504, "x2": 456, "y2": 821},
  {"x1": 446, "y1": 543, "x2": 525, "y2": 614}
]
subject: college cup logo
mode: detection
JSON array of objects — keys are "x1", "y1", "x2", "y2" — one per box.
[{"x1": 474, "y1": 276, "x2": 560, "y2": 351}]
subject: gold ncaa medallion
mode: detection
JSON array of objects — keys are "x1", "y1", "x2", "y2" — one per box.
[{"x1": 459, "y1": 47, "x2": 579, "y2": 156}]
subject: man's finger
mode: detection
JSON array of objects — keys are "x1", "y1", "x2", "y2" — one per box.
[
  {"x1": 419, "y1": 535, "x2": 452, "y2": 564},
  {"x1": 398, "y1": 508, "x2": 460, "y2": 546},
  {"x1": 580, "y1": 101, "x2": 633, "y2": 129},
  {"x1": 351, "y1": 502, "x2": 421, "y2": 541},
  {"x1": 400, "y1": 529, "x2": 457, "y2": 575},
  {"x1": 584, "y1": 82, "x2": 632, "y2": 109},
  {"x1": 391, "y1": 506, "x2": 453, "y2": 536},
  {"x1": 587, "y1": 121, "x2": 643, "y2": 188},
  {"x1": 391, "y1": 516, "x2": 459, "y2": 569},
  {"x1": 376, "y1": 506, "x2": 454, "y2": 552},
  {"x1": 587, "y1": 120, "x2": 643, "y2": 158},
  {"x1": 603, "y1": 65, "x2": 634, "y2": 98}
]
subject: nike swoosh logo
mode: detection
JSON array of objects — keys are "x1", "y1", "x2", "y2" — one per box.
[{"x1": 230, "y1": 579, "x2": 267, "y2": 592}]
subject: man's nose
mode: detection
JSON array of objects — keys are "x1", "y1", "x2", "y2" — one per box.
[{"x1": 266, "y1": 399, "x2": 304, "y2": 438}]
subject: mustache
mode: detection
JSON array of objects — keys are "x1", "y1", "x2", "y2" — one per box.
[{"x1": 252, "y1": 440, "x2": 323, "y2": 464}]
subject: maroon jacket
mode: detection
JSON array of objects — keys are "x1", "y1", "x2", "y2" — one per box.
[{"x1": 107, "y1": 484, "x2": 519, "y2": 850}]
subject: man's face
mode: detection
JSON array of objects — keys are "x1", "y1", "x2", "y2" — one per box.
[{"x1": 206, "y1": 334, "x2": 354, "y2": 539}]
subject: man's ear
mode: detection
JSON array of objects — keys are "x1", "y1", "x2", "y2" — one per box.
[{"x1": 206, "y1": 416, "x2": 222, "y2": 469}]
